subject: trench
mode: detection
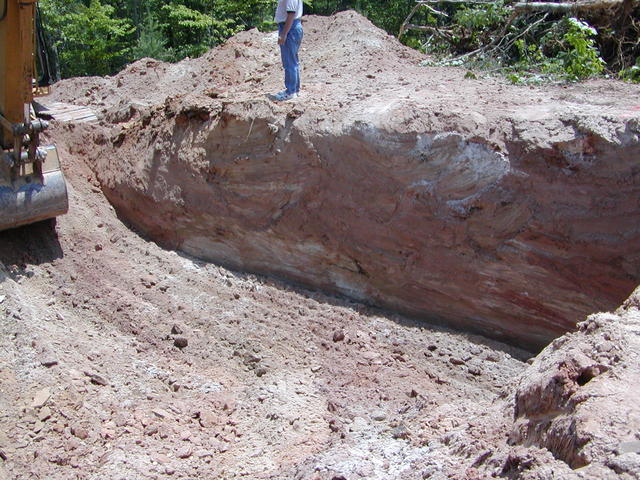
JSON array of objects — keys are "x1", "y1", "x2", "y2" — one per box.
[{"x1": 91, "y1": 95, "x2": 640, "y2": 353}]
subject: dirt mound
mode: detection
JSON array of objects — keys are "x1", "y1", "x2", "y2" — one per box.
[
  {"x1": 48, "y1": 12, "x2": 422, "y2": 111},
  {"x1": 1, "y1": 10, "x2": 639, "y2": 480}
]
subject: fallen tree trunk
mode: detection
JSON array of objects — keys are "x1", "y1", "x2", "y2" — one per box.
[{"x1": 513, "y1": 0, "x2": 627, "y2": 13}]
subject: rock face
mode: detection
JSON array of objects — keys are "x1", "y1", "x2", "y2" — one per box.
[
  {"x1": 508, "y1": 286, "x2": 640, "y2": 478},
  {"x1": 48, "y1": 12, "x2": 640, "y2": 350}
]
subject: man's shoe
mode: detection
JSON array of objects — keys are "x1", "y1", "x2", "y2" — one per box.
[{"x1": 272, "y1": 90, "x2": 297, "y2": 101}]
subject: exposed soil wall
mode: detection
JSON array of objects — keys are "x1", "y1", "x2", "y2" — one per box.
[{"x1": 46, "y1": 12, "x2": 640, "y2": 351}]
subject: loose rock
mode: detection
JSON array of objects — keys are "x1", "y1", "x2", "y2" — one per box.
[
  {"x1": 177, "y1": 446, "x2": 192, "y2": 459},
  {"x1": 84, "y1": 371, "x2": 108, "y2": 386},
  {"x1": 30, "y1": 388, "x2": 51, "y2": 409},
  {"x1": 174, "y1": 337, "x2": 188, "y2": 349}
]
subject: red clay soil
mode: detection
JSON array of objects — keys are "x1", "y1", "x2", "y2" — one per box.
[
  {"x1": 0, "y1": 11, "x2": 639, "y2": 480},
  {"x1": 41, "y1": 12, "x2": 640, "y2": 350}
]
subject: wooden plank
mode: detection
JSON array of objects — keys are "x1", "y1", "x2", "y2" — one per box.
[{"x1": 34, "y1": 101, "x2": 97, "y2": 123}]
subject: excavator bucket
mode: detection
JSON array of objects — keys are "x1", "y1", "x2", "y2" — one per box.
[
  {"x1": 0, "y1": 145, "x2": 68, "y2": 231},
  {"x1": 0, "y1": 0, "x2": 68, "y2": 232}
]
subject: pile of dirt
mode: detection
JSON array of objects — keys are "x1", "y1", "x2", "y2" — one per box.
[{"x1": 0, "y1": 10, "x2": 638, "y2": 480}]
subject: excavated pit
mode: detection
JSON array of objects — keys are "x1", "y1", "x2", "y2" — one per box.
[
  {"x1": 1, "y1": 11, "x2": 639, "y2": 480},
  {"x1": 47, "y1": 13, "x2": 640, "y2": 351}
]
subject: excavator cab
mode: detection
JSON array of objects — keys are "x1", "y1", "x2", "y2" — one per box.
[{"x1": 0, "y1": 0, "x2": 68, "y2": 231}]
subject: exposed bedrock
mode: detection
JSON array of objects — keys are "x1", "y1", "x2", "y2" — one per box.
[{"x1": 86, "y1": 93, "x2": 640, "y2": 350}]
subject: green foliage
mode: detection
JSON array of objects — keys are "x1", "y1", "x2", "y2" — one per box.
[
  {"x1": 36, "y1": 0, "x2": 621, "y2": 84},
  {"x1": 158, "y1": 3, "x2": 238, "y2": 59},
  {"x1": 132, "y1": 13, "x2": 173, "y2": 61},
  {"x1": 419, "y1": 3, "x2": 607, "y2": 84},
  {"x1": 453, "y1": 2, "x2": 509, "y2": 50},
  {"x1": 214, "y1": 0, "x2": 275, "y2": 31},
  {"x1": 40, "y1": 0, "x2": 278, "y2": 77},
  {"x1": 619, "y1": 57, "x2": 640, "y2": 82},
  {"x1": 558, "y1": 17, "x2": 605, "y2": 80},
  {"x1": 506, "y1": 17, "x2": 604, "y2": 82},
  {"x1": 40, "y1": 0, "x2": 135, "y2": 77}
]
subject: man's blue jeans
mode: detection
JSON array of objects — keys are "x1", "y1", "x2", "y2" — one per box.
[{"x1": 279, "y1": 19, "x2": 303, "y2": 95}]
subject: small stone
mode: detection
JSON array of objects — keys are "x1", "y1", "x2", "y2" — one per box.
[
  {"x1": 152, "y1": 408, "x2": 171, "y2": 419},
  {"x1": 177, "y1": 446, "x2": 192, "y2": 459},
  {"x1": 243, "y1": 353, "x2": 261, "y2": 365},
  {"x1": 255, "y1": 367, "x2": 268, "y2": 377},
  {"x1": 84, "y1": 371, "x2": 108, "y2": 386},
  {"x1": 144, "y1": 424, "x2": 159, "y2": 436},
  {"x1": 70, "y1": 425, "x2": 89, "y2": 440},
  {"x1": 140, "y1": 274, "x2": 157, "y2": 288},
  {"x1": 198, "y1": 411, "x2": 219, "y2": 428},
  {"x1": 174, "y1": 337, "x2": 188, "y2": 349},
  {"x1": 152, "y1": 453, "x2": 171, "y2": 464},
  {"x1": 94, "y1": 244, "x2": 103, "y2": 251},
  {"x1": 32, "y1": 420, "x2": 45, "y2": 433},
  {"x1": 409, "y1": 389, "x2": 419, "y2": 398},
  {"x1": 362, "y1": 351, "x2": 380, "y2": 361},
  {"x1": 179, "y1": 430, "x2": 191, "y2": 441},
  {"x1": 449, "y1": 357, "x2": 465, "y2": 366},
  {"x1": 468, "y1": 366, "x2": 482, "y2": 376},
  {"x1": 372, "y1": 411, "x2": 387, "y2": 421},
  {"x1": 171, "y1": 325, "x2": 183, "y2": 335},
  {"x1": 391, "y1": 424, "x2": 410, "y2": 440},
  {"x1": 349, "y1": 416, "x2": 368, "y2": 432},
  {"x1": 31, "y1": 388, "x2": 51, "y2": 409},
  {"x1": 38, "y1": 407, "x2": 52, "y2": 422},
  {"x1": 332, "y1": 330, "x2": 345, "y2": 342},
  {"x1": 39, "y1": 351, "x2": 59, "y2": 368},
  {"x1": 485, "y1": 352, "x2": 500, "y2": 362},
  {"x1": 165, "y1": 466, "x2": 176, "y2": 475},
  {"x1": 328, "y1": 419, "x2": 340, "y2": 433},
  {"x1": 0, "y1": 295, "x2": 5, "y2": 304},
  {"x1": 100, "y1": 427, "x2": 116, "y2": 439},
  {"x1": 618, "y1": 440, "x2": 640, "y2": 455}
]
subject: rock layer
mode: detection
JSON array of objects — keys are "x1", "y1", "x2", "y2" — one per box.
[{"x1": 49, "y1": 13, "x2": 640, "y2": 350}]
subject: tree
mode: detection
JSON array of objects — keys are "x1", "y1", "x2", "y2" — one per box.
[
  {"x1": 40, "y1": 0, "x2": 135, "y2": 77},
  {"x1": 132, "y1": 11, "x2": 173, "y2": 61},
  {"x1": 157, "y1": 3, "x2": 238, "y2": 59}
]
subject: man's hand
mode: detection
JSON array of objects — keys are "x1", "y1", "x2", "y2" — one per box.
[{"x1": 278, "y1": 11, "x2": 296, "y2": 46}]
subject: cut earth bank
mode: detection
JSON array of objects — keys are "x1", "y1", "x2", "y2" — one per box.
[
  {"x1": 45, "y1": 12, "x2": 640, "y2": 351},
  {"x1": 0, "y1": 9, "x2": 634, "y2": 480}
]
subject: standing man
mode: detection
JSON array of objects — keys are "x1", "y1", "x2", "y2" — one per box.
[{"x1": 273, "y1": 0, "x2": 303, "y2": 101}]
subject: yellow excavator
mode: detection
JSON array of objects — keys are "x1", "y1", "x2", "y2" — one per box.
[{"x1": 0, "y1": 0, "x2": 67, "y2": 231}]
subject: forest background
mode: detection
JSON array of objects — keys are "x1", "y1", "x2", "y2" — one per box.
[{"x1": 38, "y1": 0, "x2": 640, "y2": 83}]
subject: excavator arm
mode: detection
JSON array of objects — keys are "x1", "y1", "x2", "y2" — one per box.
[{"x1": 0, "y1": 0, "x2": 68, "y2": 231}]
